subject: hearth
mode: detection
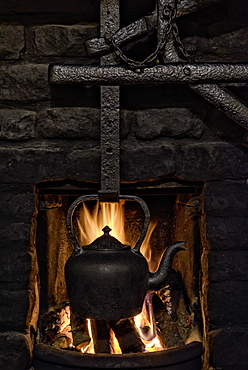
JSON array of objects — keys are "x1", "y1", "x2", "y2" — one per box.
[{"x1": 33, "y1": 179, "x2": 203, "y2": 368}]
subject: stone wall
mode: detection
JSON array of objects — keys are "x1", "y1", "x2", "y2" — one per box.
[{"x1": 0, "y1": 0, "x2": 248, "y2": 369}]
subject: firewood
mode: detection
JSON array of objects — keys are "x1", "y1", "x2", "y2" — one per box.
[
  {"x1": 40, "y1": 302, "x2": 71, "y2": 345},
  {"x1": 90, "y1": 319, "x2": 111, "y2": 353},
  {"x1": 51, "y1": 334, "x2": 71, "y2": 349},
  {"x1": 70, "y1": 312, "x2": 91, "y2": 350},
  {"x1": 109, "y1": 318, "x2": 145, "y2": 353},
  {"x1": 153, "y1": 292, "x2": 184, "y2": 348}
]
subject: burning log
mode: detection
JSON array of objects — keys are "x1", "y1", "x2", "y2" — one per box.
[
  {"x1": 153, "y1": 270, "x2": 193, "y2": 347},
  {"x1": 51, "y1": 335, "x2": 71, "y2": 349},
  {"x1": 40, "y1": 303, "x2": 73, "y2": 347},
  {"x1": 40, "y1": 310, "x2": 62, "y2": 344},
  {"x1": 70, "y1": 313, "x2": 90, "y2": 351},
  {"x1": 90, "y1": 319, "x2": 111, "y2": 353},
  {"x1": 153, "y1": 292, "x2": 184, "y2": 348},
  {"x1": 109, "y1": 318, "x2": 145, "y2": 353}
]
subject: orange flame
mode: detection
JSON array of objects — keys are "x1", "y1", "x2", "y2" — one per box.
[
  {"x1": 77, "y1": 200, "x2": 164, "y2": 354},
  {"x1": 109, "y1": 328, "x2": 122, "y2": 354},
  {"x1": 78, "y1": 201, "x2": 126, "y2": 245}
]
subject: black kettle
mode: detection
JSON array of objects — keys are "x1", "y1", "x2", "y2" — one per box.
[{"x1": 65, "y1": 195, "x2": 186, "y2": 320}]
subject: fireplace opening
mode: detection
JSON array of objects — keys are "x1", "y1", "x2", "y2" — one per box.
[{"x1": 33, "y1": 179, "x2": 203, "y2": 368}]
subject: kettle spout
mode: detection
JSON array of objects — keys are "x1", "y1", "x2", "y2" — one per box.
[{"x1": 147, "y1": 241, "x2": 186, "y2": 292}]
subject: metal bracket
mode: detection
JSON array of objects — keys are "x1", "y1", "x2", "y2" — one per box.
[
  {"x1": 49, "y1": 0, "x2": 248, "y2": 186},
  {"x1": 81, "y1": 0, "x2": 248, "y2": 130},
  {"x1": 85, "y1": 0, "x2": 224, "y2": 59},
  {"x1": 99, "y1": 0, "x2": 120, "y2": 202}
]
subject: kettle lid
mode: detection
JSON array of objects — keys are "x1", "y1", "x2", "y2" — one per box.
[{"x1": 84, "y1": 225, "x2": 129, "y2": 250}]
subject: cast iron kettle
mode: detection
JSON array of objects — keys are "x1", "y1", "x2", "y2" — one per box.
[{"x1": 65, "y1": 195, "x2": 186, "y2": 320}]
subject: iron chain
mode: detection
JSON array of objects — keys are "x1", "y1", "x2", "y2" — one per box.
[
  {"x1": 108, "y1": 2, "x2": 192, "y2": 69},
  {"x1": 110, "y1": 4, "x2": 176, "y2": 69}
]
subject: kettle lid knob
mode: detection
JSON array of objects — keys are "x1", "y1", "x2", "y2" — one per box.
[
  {"x1": 102, "y1": 225, "x2": 111, "y2": 235},
  {"x1": 84, "y1": 225, "x2": 129, "y2": 250}
]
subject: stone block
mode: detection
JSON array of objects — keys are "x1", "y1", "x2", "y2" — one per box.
[
  {"x1": 0, "y1": 331, "x2": 31, "y2": 370},
  {"x1": 38, "y1": 108, "x2": 133, "y2": 139},
  {"x1": 0, "y1": 24, "x2": 25, "y2": 60},
  {"x1": 204, "y1": 180, "x2": 248, "y2": 217},
  {"x1": 0, "y1": 191, "x2": 34, "y2": 223},
  {"x1": 182, "y1": 27, "x2": 248, "y2": 62},
  {"x1": 0, "y1": 110, "x2": 37, "y2": 140},
  {"x1": 134, "y1": 108, "x2": 204, "y2": 139},
  {"x1": 120, "y1": 110, "x2": 134, "y2": 138},
  {"x1": 0, "y1": 221, "x2": 31, "y2": 248},
  {"x1": 38, "y1": 107, "x2": 100, "y2": 139},
  {"x1": 0, "y1": 64, "x2": 49, "y2": 101},
  {"x1": 34, "y1": 24, "x2": 98, "y2": 57},
  {"x1": 208, "y1": 250, "x2": 248, "y2": 282},
  {"x1": 209, "y1": 327, "x2": 248, "y2": 369},
  {"x1": 0, "y1": 147, "x2": 67, "y2": 184},
  {"x1": 0, "y1": 251, "x2": 31, "y2": 290},
  {"x1": 0, "y1": 0, "x2": 98, "y2": 19},
  {"x1": 178, "y1": 142, "x2": 248, "y2": 181},
  {"x1": 208, "y1": 281, "x2": 248, "y2": 328},
  {"x1": 0, "y1": 290, "x2": 29, "y2": 331},
  {"x1": 121, "y1": 144, "x2": 176, "y2": 181},
  {"x1": 206, "y1": 216, "x2": 248, "y2": 250},
  {"x1": 66, "y1": 148, "x2": 100, "y2": 182}
]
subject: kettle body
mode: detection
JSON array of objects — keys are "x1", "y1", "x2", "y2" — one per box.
[
  {"x1": 65, "y1": 245, "x2": 149, "y2": 320},
  {"x1": 65, "y1": 195, "x2": 186, "y2": 320}
]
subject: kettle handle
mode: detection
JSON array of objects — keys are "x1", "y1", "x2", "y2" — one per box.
[
  {"x1": 119, "y1": 195, "x2": 150, "y2": 252},
  {"x1": 66, "y1": 194, "x2": 150, "y2": 253}
]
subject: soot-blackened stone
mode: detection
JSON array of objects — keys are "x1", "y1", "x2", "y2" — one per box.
[
  {"x1": 0, "y1": 290, "x2": 30, "y2": 331},
  {"x1": 206, "y1": 215, "x2": 248, "y2": 251},
  {"x1": 38, "y1": 108, "x2": 100, "y2": 139},
  {"x1": 1, "y1": 64, "x2": 50, "y2": 101},
  {"x1": 0, "y1": 332, "x2": 31, "y2": 370},
  {"x1": 179, "y1": 142, "x2": 248, "y2": 181},
  {"x1": 205, "y1": 180, "x2": 248, "y2": 217},
  {"x1": 34, "y1": 24, "x2": 99, "y2": 57},
  {"x1": 134, "y1": 108, "x2": 204, "y2": 139},
  {"x1": 209, "y1": 327, "x2": 248, "y2": 369},
  {"x1": 0, "y1": 110, "x2": 37, "y2": 140},
  {"x1": 208, "y1": 250, "x2": 248, "y2": 282},
  {"x1": 0, "y1": 24, "x2": 25, "y2": 60},
  {"x1": 208, "y1": 281, "x2": 248, "y2": 329}
]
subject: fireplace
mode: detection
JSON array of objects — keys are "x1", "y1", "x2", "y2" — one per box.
[
  {"x1": 0, "y1": 0, "x2": 248, "y2": 369},
  {"x1": 33, "y1": 179, "x2": 203, "y2": 369}
]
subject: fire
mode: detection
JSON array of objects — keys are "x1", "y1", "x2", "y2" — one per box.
[
  {"x1": 109, "y1": 328, "x2": 122, "y2": 354},
  {"x1": 81, "y1": 319, "x2": 95, "y2": 354},
  {"x1": 134, "y1": 293, "x2": 165, "y2": 352},
  {"x1": 77, "y1": 200, "x2": 165, "y2": 354},
  {"x1": 78, "y1": 201, "x2": 126, "y2": 245}
]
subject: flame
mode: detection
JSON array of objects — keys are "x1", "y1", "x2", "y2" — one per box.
[
  {"x1": 78, "y1": 201, "x2": 126, "y2": 245},
  {"x1": 109, "y1": 328, "x2": 122, "y2": 354},
  {"x1": 140, "y1": 221, "x2": 157, "y2": 272},
  {"x1": 134, "y1": 293, "x2": 165, "y2": 352},
  {"x1": 81, "y1": 319, "x2": 95, "y2": 354},
  {"x1": 77, "y1": 200, "x2": 164, "y2": 354}
]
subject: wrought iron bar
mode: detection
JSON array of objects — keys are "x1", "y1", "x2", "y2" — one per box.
[
  {"x1": 177, "y1": 0, "x2": 224, "y2": 15},
  {"x1": 85, "y1": 0, "x2": 223, "y2": 58},
  {"x1": 85, "y1": 13, "x2": 156, "y2": 58},
  {"x1": 50, "y1": 64, "x2": 248, "y2": 85},
  {"x1": 190, "y1": 84, "x2": 248, "y2": 129},
  {"x1": 99, "y1": 0, "x2": 120, "y2": 202}
]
